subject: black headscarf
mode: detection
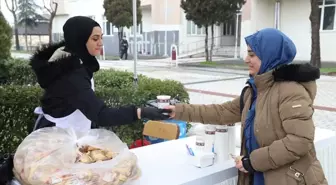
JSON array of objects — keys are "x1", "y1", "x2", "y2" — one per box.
[{"x1": 63, "y1": 16, "x2": 100, "y2": 73}]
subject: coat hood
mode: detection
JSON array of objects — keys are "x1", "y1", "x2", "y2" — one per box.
[
  {"x1": 272, "y1": 63, "x2": 320, "y2": 82},
  {"x1": 254, "y1": 63, "x2": 320, "y2": 101},
  {"x1": 29, "y1": 41, "x2": 92, "y2": 89}
]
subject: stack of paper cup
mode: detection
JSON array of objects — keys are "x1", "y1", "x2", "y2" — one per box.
[
  {"x1": 195, "y1": 135, "x2": 205, "y2": 153},
  {"x1": 227, "y1": 124, "x2": 237, "y2": 156},
  {"x1": 204, "y1": 125, "x2": 216, "y2": 153},
  {"x1": 214, "y1": 125, "x2": 229, "y2": 163}
]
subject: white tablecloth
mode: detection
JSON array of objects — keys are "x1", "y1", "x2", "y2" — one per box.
[{"x1": 11, "y1": 128, "x2": 336, "y2": 185}]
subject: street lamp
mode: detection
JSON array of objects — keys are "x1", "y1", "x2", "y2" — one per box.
[
  {"x1": 164, "y1": 0, "x2": 168, "y2": 57},
  {"x1": 274, "y1": 0, "x2": 281, "y2": 29},
  {"x1": 234, "y1": 11, "x2": 241, "y2": 59},
  {"x1": 132, "y1": 0, "x2": 138, "y2": 86}
]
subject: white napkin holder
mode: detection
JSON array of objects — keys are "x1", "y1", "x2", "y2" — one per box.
[{"x1": 187, "y1": 151, "x2": 215, "y2": 168}]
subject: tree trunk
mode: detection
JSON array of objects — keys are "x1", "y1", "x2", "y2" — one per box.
[
  {"x1": 13, "y1": 14, "x2": 20, "y2": 50},
  {"x1": 309, "y1": 0, "x2": 321, "y2": 68},
  {"x1": 24, "y1": 25, "x2": 28, "y2": 51},
  {"x1": 49, "y1": 14, "x2": 55, "y2": 44},
  {"x1": 210, "y1": 24, "x2": 215, "y2": 62},
  {"x1": 204, "y1": 26, "x2": 209, "y2": 61}
]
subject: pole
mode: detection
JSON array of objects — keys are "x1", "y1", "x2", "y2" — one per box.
[
  {"x1": 132, "y1": 0, "x2": 138, "y2": 86},
  {"x1": 234, "y1": 12, "x2": 240, "y2": 59},
  {"x1": 274, "y1": 0, "x2": 280, "y2": 29},
  {"x1": 164, "y1": 0, "x2": 168, "y2": 56}
]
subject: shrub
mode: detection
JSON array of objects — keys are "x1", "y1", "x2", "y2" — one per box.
[
  {"x1": 0, "y1": 12, "x2": 12, "y2": 61},
  {"x1": 0, "y1": 58, "x2": 36, "y2": 85},
  {"x1": 0, "y1": 85, "x2": 42, "y2": 153},
  {"x1": 0, "y1": 12, "x2": 13, "y2": 84},
  {"x1": 0, "y1": 60, "x2": 190, "y2": 153}
]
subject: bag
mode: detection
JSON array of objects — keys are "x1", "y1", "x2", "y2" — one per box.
[
  {"x1": 240, "y1": 82, "x2": 252, "y2": 114},
  {"x1": 0, "y1": 153, "x2": 14, "y2": 184},
  {"x1": 13, "y1": 127, "x2": 140, "y2": 185}
]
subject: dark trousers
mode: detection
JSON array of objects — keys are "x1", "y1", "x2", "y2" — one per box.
[{"x1": 120, "y1": 50, "x2": 128, "y2": 60}]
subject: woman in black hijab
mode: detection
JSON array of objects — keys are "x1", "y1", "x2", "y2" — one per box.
[{"x1": 29, "y1": 16, "x2": 169, "y2": 131}]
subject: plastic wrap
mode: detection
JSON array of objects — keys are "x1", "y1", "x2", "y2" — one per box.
[{"x1": 13, "y1": 127, "x2": 140, "y2": 185}]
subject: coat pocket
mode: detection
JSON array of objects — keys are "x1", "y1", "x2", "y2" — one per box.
[{"x1": 286, "y1": 167, "x2": 306, "y2": 185}]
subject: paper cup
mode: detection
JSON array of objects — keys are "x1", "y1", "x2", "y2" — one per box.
[{"x1": 157, "y1": 95, "x2": 171, "y2": 109}]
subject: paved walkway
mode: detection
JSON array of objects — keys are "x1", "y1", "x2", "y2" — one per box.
[
  {"x1": 11, "y1": 53, "x2": 336, "y2": 131},
  {"x1": 98, "y1": 60, "x2": 336, "y2": 131}
]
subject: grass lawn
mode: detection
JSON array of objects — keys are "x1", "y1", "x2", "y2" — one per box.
[
  {"x1": 199, "y1": 61, "x2": 247, "y2": 69},
  {"x1": 320, "y1": 68, "x2": 336, "y2": 74},
  {"x1": 104, "y1": 55, "x2": 120, "y2": 60}
]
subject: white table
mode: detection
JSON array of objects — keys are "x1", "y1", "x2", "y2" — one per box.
[
  {"x1": 129, "y1": 136, "x2": 239, "y2": 185},
  {"x1": 129, "y1": 127, "x2": 336, "y2": 185},
  {"x1": 11, "y1": 128, "x2": 336, "y2": 185}
]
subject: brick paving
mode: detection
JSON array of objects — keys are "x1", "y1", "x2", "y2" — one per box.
[
  {"x1": 10, "y1": 53, "x2": 336, "y2": 131},
  {"x1": 97, "y1": 60, "x2": 336, "y2": 131}
]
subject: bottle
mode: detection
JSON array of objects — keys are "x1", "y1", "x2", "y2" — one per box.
[
  {"x1": 214, "y1": 125, "x2": 229, "y2": 163},
  {"x1": 204, "y1": 125, "x2": 216, "y2": 153},
  {"x1": 227, "y1": 124, "x2": 237, "y2": 156}
]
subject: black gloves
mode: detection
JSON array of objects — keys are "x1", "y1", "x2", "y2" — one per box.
[
  {"x1": 140, "y1": 107, "x2": 172, "y2": 120},
  {"x1": 242, "y1": 156, "x2": 256, "y2": 173}
]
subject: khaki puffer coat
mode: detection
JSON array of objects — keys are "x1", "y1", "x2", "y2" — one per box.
[{"x1": 175, "y1": 64, "x2": 327, "y2": 185}]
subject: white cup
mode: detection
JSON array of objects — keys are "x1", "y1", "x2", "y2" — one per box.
[{"x1": 157, "y1": 95, "x2": 171, "y2": 109}]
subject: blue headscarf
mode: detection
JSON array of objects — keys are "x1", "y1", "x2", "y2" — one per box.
[{"x1": 243, "y1": 28, "x2": 296, "y2": 185}]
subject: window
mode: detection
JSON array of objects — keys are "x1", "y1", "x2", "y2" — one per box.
[
  {"x1": 223, "y1": 20, "x2": 235, "y2": 36},
  {"x1": 130, "y1": 22, "x2": 143, "y2": 35},
  {"x1": 186, "y1": 21, "x2": 205, "y2": 35},
  {"x1": 319, "y1": 0, "x2": 336, "y2": 31},
  {"x1": 102, "y1": 16, "x2": 114, "y2": 36}
]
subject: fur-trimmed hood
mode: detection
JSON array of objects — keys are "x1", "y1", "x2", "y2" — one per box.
[
  {"x1": 30, "y1": 41, "x2": 88, "y2": 88},
  {"x1": 253, "y1": 63, "x2": 320, "y2": 100},
  {"x1": 272, "y1": 63, "x2": 320, "y2": 82}
]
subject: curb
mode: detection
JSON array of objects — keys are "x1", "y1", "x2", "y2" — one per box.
[
  {"x1": 185, "y1": 88, "x2": 336, "y2": 112},
  {"x1": 179, "y1": 63, "x2": 336, "y2": 76}
]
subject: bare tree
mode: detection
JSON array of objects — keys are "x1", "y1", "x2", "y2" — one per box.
[
  {"x1": 309, "y1": 0, "x2": 321, "y2": 68},
  {"x1": 43, "y1": 0, "x2": 58, "y2": 44},
  {"x1": 5, "y1": 0, "x2": 20, "y2": 50}
]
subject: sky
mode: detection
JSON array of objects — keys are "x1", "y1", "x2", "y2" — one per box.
[{"x1": 1, "y1": 0, "x2": 49, "y2": 25}]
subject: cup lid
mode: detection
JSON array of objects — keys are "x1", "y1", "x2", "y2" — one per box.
[{"x1": 157, "y1": 95, "x2": 171, "y2": 100}]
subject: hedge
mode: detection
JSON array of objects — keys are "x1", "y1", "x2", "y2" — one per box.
[
  {"x1": 0, "y1": 59, "x2": 189, "y2": 154},
  {"x1": 0, "y1": 12, "x2": 12, "y2": 60}
]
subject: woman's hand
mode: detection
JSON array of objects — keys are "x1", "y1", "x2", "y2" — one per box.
[
  {"x1": 234, "y1": 156, "x2": 248, "y2": 173},
  {"x1": 137, "y1": 107, "x2": 172, "y2": 120},
  {"x1": 164, "y1": 105, "x2": 176, "y2": 118}
]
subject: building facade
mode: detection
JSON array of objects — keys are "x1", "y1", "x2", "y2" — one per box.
[
  {"x1": 52, "y1": 0, "x2": 240, "y2": 57},
  {"x1": 240, "y1": 0, "x2": 336, "y2": 62}
]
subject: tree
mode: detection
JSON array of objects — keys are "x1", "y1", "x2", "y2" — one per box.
[
  {"x1": 309, "y1": 0, "x2": 321, "y2": 68},
  {"x1": 0, "y1": 11, "x2": 12, "y2": 83},
  {"x1": 43, "y1": 0, "x2": 58, "y2": 44},
  {"x1": 18, "y1": 0, "x2": 40, "y2": 51},
  {"x1": 209, "y1": 0, "x2": 244, "y2": 61},
  {"x1": 4, "y1": 0, "x2": 20, "y2": 50},
  {"x1": 181, "y1": 0, "x2": 244, "y2": 61},
  {"x1": 103, "y1": 0, "x2": 142, "y2": 53},
  {"x1": 181, "y1": 0, "x2": 211, "y2": 61},
  {"x1": 0, "y1": 11, "x2": 12, "y2": 60}
]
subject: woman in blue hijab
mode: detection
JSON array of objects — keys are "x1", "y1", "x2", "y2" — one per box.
[
  {"x1": 165, "y1": 28, "x2": 327, "y2": 185},
  {"x1": 239, "y1": 28, "x2": 298, "y2": 185}
]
